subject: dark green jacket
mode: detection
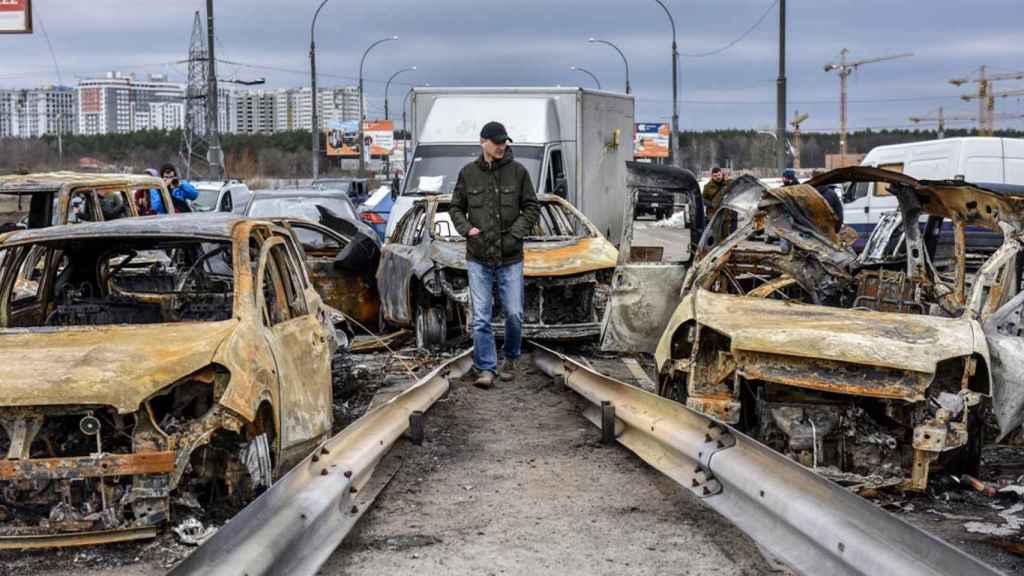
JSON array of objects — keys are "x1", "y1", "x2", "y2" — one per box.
[
  {"x1": 702, "y1": 178, "x2": 730, "y2": 213},
  {"x1": 450, "y1": 150, "x2": 540, "y2": 266}
]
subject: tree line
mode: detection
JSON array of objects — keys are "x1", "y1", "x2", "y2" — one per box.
[{"x1": 1, "y1": 127, "x2": 1022, "y2": 178}]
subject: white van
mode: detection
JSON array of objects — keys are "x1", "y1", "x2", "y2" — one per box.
[{"x1": 843, "y1": 137, "x2": 1024, "y2": 240}]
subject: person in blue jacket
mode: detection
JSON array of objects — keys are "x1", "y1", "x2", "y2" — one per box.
[{"x1": 159, "y1": 162, "x2": 198, "y2": 213}]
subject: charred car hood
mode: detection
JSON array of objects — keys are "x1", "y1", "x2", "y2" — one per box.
[
  {"x1": 0, "y1": 320, "x2": 237, "y2": 413},
  {"x1": 657, "y1": 290, "x2": 983, "y2": 375},
  {"x1": 431, "y1": 237, "x2": 617, "y2": 277}
]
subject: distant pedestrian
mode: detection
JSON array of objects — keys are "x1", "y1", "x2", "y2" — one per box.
[
  {"x1": 159, "y1": 163, "x2": 199, "y2": 213},
  {"x1": 144, "y1": 168, "x2": 167, "y2": 214},
  {"x1": 782, "y1": 168, "x2": 800, "y2": 187},
  {"x1": 450, "y1": 121, "x2": 540, "y2": 390},
  {"x1": 702, "y1": 167, "x2": 730, "y2": 217},
  {"x1": 811, "y1": 170, "x2": 845, "y2": 232}
]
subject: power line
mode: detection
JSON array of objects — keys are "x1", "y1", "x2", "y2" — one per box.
[
  {"x1": 635, "y1": 94, "x2": 966, "y2": 105},
  {"x1": 680, "y1": 0, "x2": 779, "y2": 58},
  {"x1": 31, "y1": 4, "x2": 64, "y2": 85}
]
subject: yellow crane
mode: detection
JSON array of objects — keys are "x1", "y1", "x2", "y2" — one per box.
[
  {"x1": 825, "y1": 49, "x2": 913, "y2": 163},
  {"x1": 910, "y1": 106, "x2": 1024, "y2": 138},
  {"x1": 950, "y1": 66, "x2": 1024, "y2": 136}
]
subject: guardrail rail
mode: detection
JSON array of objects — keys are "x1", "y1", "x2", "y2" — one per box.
[
  {"x1": 530, "y1": 342, "x2": 1003, "y2": 576},
  {"x1": 170, "y1": 349, "x2": 474, "y2": 576}
]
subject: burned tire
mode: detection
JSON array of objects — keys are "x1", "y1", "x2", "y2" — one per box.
[
  {"x1": 945, "y1": 403, "x2": 987, "y2": 477},
  {"x1": 415, "y1": 303, "x2": 447, "y2": 349}
]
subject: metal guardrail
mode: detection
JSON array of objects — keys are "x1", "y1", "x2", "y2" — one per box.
[
  {"x1": 531, "y1": 343, "x2": 1004, "y2": 576},
  {"x1": 170, "y1": 348, "x2": 474, "y2": 576}
]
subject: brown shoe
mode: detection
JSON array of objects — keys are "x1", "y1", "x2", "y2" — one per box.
[
  {"x1": 473, "y1": 370, "x2": 496, "y2": 390},
  {"x1": 498, "y1": 358, "x2": 517, "y2": 382}
]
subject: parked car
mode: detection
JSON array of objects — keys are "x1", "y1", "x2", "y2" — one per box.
[
  {"x1": 191, "y1": 179, "x2": 253, "y2": 213},
  {"x1": 356, "y1": 183, "x2": 394, "y2": 241},
  {"x1": 378, "y1": 193, "x2": 618, "y2": 347},
  {"x1": 635, "y1": 186, "x2": 676, "y2": 220},
  {"x1": 246, "y1": 189, "x2": 382, "y2": 328},
  {"x1": 0, "y1": 172, "x2": 175, "y2": 229},
  {"x1": 0, "y1": 215, "x2": 335, "y2": 547},
  {"x1": 312, "y1": 177, "x2": 369, "y2": 204},
  {"x1": 616, "y1": 166, "x2": 1024, "y2": 491}
]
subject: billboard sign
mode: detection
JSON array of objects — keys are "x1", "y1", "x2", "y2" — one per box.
[
  {"x1": 634, "y1": 122, "x2": 670, "y2": 159},
  {"x1": 325, "y1": 119, "x2": 395, "y2": 157},
  {"x1": 0, "y1": 0, "x2": 31, "y2": 34}
]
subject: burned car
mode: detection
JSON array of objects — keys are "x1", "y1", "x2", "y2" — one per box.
[
  {"x1": 0, "y1": 172, "x2": 176, "y2": 230},
  {"x1": 0, "y1": 215, "x2": 334, "y2": 547},
  {"x1": 378, "y1": 194, "x2": 618, "y2": 347},
  {"x1": 641, "y1": 167, "x2": 1024, "y2": 490},
  {"x1": 247, "y1": 190, "x2": 382, "y2": 329}
]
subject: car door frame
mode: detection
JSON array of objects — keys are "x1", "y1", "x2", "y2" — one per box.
[
  {"x1": 378, "y1": 202, "x2": 431, "y2": 326},
  {"x1": 600, "y1": 163, "x2": 701, "y2": 353},
  {"x1": 254, "y1": 233, "x2": 332, "y2": 466}
]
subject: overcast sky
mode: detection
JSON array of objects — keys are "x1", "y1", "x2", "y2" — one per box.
[{"x1": 2, "y1": 0, "x2": 1023, "y2": 132}]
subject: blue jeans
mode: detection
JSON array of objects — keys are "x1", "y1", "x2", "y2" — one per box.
[{"x1": 467, "y1": 260, "x2": 523, "y2": 373}]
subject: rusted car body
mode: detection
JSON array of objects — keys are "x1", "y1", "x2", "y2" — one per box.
[
  {"x1": 0, "y1": 215, "x2": 334, "y2": 547},
  {"x1": 0, "y1": 172, "x2": 175, "y2": 230},
  {"x1": 650, "y1": 167, "x2": 1024, "y2": 490},
  {"x1": 378, "y1": 194, "x2": 618, "y2": 346}
]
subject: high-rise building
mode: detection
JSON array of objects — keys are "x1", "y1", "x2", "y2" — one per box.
[
  {"x1": 0, "y1": 86, "x2": 76, "y2": 138},
  {"x1": 232, "y1": 89, "x2": 278, "y2": 135},
  {"x1": 238, "y1": 86, "x2": 363, "y2": 133},
  {"x1": 77, "y1": 72, "x2": 185, "y2": 135}
]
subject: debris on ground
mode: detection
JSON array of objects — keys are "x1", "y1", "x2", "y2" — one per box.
[
  {"x1": 172, "y1": 517, "x2": 218, "y2": 546},
  {"x1": 964, "y1": 503, "x2": 1024, "y2": 537}
]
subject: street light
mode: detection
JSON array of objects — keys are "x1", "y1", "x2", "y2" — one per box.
[
  {"x1": 385, "y1": 66, "x2": 417, "y2": 120},
  {"x1": 588, "y1": 37, "x2": 630, "y2": 94},
  {"x1": 359, "y1": 35, "x2": 399, "y2": 174},
  {"x1": 569, "y1": 66, "x2": 601, "y2": 90},
  {"x1": 309, "y1": 0, "x2": 331, "y2": 179},
  {"x1": 652, "y1": 0, "x2": 679, "y2": 166}
]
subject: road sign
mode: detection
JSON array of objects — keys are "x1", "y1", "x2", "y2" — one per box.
[{"x1": 0, "y1": 0, "x2": 31, "y2": 34}]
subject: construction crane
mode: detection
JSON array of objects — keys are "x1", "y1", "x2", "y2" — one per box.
[
  {"x1": 824, "y1": 49, "x2": 913, "y2": 163},
  {"x1": 910, "y1": 107, "x2": 1024, "y2": 139},
  {"x1": 950, "y1": 66, "x2": 1024, "y2": 136},
  {"x1": 789, "y1": 110, "x2": 809, "y2": 169}
]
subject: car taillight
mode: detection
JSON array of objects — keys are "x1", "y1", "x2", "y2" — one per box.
[{"x1": 360, "y1": 212, "x2": 385, "y2": 225}]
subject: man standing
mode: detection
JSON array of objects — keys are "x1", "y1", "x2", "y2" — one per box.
[
  {"x1": 702, "y1": 166, "x2": 729, "y2": 217},
  {"x1": 450, "y1": 121, "x2": 540, "y2": 389}
]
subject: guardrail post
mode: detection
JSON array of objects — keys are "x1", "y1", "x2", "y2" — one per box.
[
  {"x1": 601, "y1": 401, "x2": 616, "y2": 445},
  {"x1": 408, "y1": 410, "x2": 425, "y2": 445}
]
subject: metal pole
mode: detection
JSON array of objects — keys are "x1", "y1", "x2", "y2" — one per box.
[
  {"x1": 776, "y1": 0, "x2": 786, "y2": 174},
  {"x1": 569, "y1": 66, "x2": 601, "y2": 90},
  {"x1": 938, "y1": 106, "x2": 945, "y2": 139},
  {"x1": 57, "y1": 111, "x2": 64, "y2": 168},
  {"x1": 205, "y1": 0, "x2": 224, "y2": 180},
  {"x1": 839, "y1": 50, "x2": 848, "y2": 162},
  {"x1": 359, "y1": 36, "x2": 399, "y2": 175},
  {"x1": 384, "y1": 66, "x2": 416, "y2": 121},
  {"x1": 309, "y1": 0, "x2": 329, "y2": 180},
  {"x1": 588, "y1": 38, "x2": 630, "y2": 94},
  {"x1": 654, "y1": 1, "x2": 679, "y2": 166}
]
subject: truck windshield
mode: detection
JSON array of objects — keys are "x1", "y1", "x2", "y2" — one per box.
[{"x1": 404, "y1": 144, "x2": 542, "y2": 195}]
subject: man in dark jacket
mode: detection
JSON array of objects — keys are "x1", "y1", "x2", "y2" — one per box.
[
  {"x1": 450, "y1": 121, "x2": 540, "y2": 389},
  {"x1": 810, "y1": 170, "x2": 845, "y2": 232},
  {"x1": 702, "y1": 166, "x2": 729, "y2": 218}
]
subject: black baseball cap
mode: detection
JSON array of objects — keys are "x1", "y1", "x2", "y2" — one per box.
[{"x1": 480, "y1": 121, "x2": 512, "y2": 144}]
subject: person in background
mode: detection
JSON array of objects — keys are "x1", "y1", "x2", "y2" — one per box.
[
  {"x1": 810, "y1": 170, "x2": 845, "y2": 232},
  {"x1": 782, "y1": 168, "x2": 800, "y2": 187},
  {"x1": 702, "y1": 166, "x2": 729, "y2": 217},
  {"x1": 144, "y1": 168, "x2": 166, "y2": 214},
  {"x1": 159, "y1": 163, "x2": 198, "y2": 213}
]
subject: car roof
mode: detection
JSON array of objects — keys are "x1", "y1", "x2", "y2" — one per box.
[
  {"x1": 0, "y1": 213, "x2": 247, "y2": 246},
  {"x1": 251, "y1": 189, "x2": 353, "y2": 201},
  {"x1": 0, "y1": 171, "x2": 164, "y2": 194}
]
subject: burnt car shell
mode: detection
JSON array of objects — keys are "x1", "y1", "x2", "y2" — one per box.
[
  {"x1": 0, "y1": 215, "x2": 334, "y2": 547},
  {"x1": 654, "y1": 167, "x2": 1024, "y2": 490}
]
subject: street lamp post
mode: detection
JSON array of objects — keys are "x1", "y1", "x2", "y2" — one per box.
[
  {"x1": 385, "y1": 66, "x2": 417, "y2": 120},
  {"x1": 359, "y1": 36, "x2": 399, "y2": 175},
  {"x1": 309, "y1": 0, "x2": 330, "y2": 179},
  {"x1": 569, "y1": 66, "x2": 601, "y2": 90},
  {"x1": 653, "y1": 0, "x2": 679, "y2": 167},
  {"x1": 588, "y1": 37, "x2": 630, "y2": 94}
]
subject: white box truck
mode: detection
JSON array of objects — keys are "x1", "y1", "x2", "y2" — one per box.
[
  {"x1": 843, "y1": 136, "x2": 1024, "y2": 239},
  {"x1": 386, "y1": 87, "x2": 635, "y2": 243}
]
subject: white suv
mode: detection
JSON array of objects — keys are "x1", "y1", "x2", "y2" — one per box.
[{"x1": 192, "y1": 180, "x2": 253, "y2": 213}]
